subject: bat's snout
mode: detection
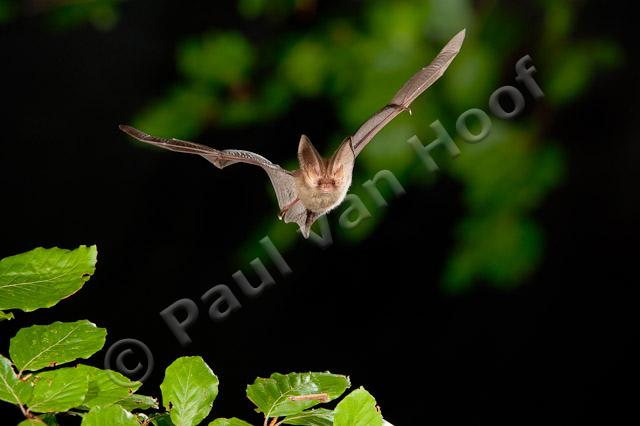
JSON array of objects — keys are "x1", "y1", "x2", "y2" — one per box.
[{"x1": 317, "y1": 177, "x2": 336, "y2": 193}]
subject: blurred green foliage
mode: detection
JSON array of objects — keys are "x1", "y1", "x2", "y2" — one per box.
[
  {"x1": 179, "y1": 32, "x2": 256, "y2": 88},
  {"x1": 0, "y1": 0, "x2": 121, "y2": 30},
  {"x1": 0, "y1": 0, "x2": 15, "y2": 23},
  {"x1": 11, "y1": 0, "x2": 622, "y2": 292},
  {"x1": 445, "y1": 123, "x2": 564, "y2": 291},
  {"x1": 46, "y1": 0, "x2": 120, "y2": 31}
]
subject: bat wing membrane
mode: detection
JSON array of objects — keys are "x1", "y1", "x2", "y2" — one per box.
[
  {"x1": 351, "y1": 29, "x2": 466, "y2": 157},
  {"x1": 119, "y1": 125, "x2": 307, "y2": 230}
]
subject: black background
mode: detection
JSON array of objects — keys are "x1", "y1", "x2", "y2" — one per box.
[{"x1": 1, "y1": 1, "x2": 638, "y2": 425}]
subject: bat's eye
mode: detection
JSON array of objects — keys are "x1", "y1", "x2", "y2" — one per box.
[{"x1": 316, "y1": 178, "x2": 336, "y2": 190}]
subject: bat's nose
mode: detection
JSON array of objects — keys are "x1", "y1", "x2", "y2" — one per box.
[
  {"x1": 318, "y1": 180, "x2": 336, "y2": 192},
  {"x1": 317, "y1": 177, "x2": 336, "y2": 193}
]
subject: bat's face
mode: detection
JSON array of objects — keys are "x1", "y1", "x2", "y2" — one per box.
[
  {"x1": 315, "y1": 176, "x2": 338, "y2": 193},
  {"x1": 297, "y1": 135, "x2": 354, "y2": 194},
  {"x1": 295, "y1": 135, "x2": 355, "y2": 214}
]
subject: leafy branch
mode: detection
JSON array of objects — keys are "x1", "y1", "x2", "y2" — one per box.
[{"x1": 1, "y1": 246, "x2": 392, "y2": 425}]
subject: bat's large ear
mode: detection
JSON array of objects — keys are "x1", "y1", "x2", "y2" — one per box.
[
  {"x1": 298, "y1": 135, "x2": 324, "y2": 177},
  {"x1": 328, "y1": 137, "x2": 355, "y2": 176}
]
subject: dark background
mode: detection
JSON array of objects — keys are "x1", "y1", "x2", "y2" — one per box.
[{"x1": 1, "y1": 0, "x2": 638, "y2": 425}]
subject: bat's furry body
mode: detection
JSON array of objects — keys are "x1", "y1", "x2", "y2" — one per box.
[
  {"x1": 295, "y1": 172, "x2": 351, "y2": 213},
  {"x1": 120, "y1": 30, "x2": 465, "y2": 238}
]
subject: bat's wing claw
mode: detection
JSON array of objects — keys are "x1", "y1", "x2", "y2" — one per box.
[
  {"x1": 278, "y1": 198, "x2": 300, "y2": 221},
  {"x1": 388, "y1": 103, "x2": 411, "y2": 115}
]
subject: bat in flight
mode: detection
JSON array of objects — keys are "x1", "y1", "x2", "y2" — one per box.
[{"x1": 120, "y1": 29, "x2": 465, "y2": 238}]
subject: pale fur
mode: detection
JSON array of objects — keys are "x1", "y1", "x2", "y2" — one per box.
[{"x1": 294, "y1": 170, "x2": 352, "y2": 214}]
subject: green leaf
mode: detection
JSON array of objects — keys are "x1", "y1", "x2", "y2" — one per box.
[
  {"x1": 546, "y1": 48, "x2": 591, "y2": 105},
  {"x1": 283, "y1": 408, "x2": 334, "y2": 425},
  {"x1": 0, "y1": 310, "x2": 14, "y2": 321},
  {"x1": 10, "y1": 320, "x2": 107, "y2": 372},
  {"x1": 281, "y1": 39, "x2": 329, "y2": 96},
  {"x1": 0, "y1": 0, "x2": 18, "y2": 24},
  {"x1": 443, "y1": 214, "x2": 543, "y2": 292},
  {"x1": 0, "y1": 354, "x2": 32, "y2": 406},
  {"x1": 424, "y1": 0, "x2": 472, "y2": 39},
  {"x1": 43, "y1": 413, "x2": 59, "y2": 425},
  {"x1": 237, "y1": 0, "x2": 267, "y2": 19},
  {"x1": 247, "y1": 372, "x2": 350, "y2": 418},
  {"x1": 178, "y1": 32, "x2": 255, "y2": 87},
  {"x1": 18, "y1": 413, "x2": 58, "y2": 425},
  {"x1": 75, "y1": 365, "x2": 142, "y2": 409},
  {"x1": 542, "y1": 1, "x2": 574, "y2": 42},
  {"x1": 334, "y1": 388, "x2": 382, "y2": 426},
  {"x1": 160, "y1": 356, "x2": 219, "y2": 426},
  {"x1": 208, "y1": 418, "x2": 253, "y2": 426},
  {"x1": 444, "y1": 44, "x2": 499, "y2": 108},
  {"x1": 47, "y1": 1, "x2": 119, "y2": 32},
  {"x1": 134, "y1": 84, "x2": 216, "y2": 141},
  {"x1": 118, "y1": 393, "x2": 159, "y2": 411},
  {"x1": 151, "y1": 413, "x2": 175, "y2": 426},
  {"x1": 81, "y1": 405, "x2": 140, "y2": 426},
  {"x1": 29, "y1": 367, "x2": 89, "y2": 413},
  {"x1": 0, "y1": 245, "x2": 97, "y2": 312},
  {"x1": 366, "y1": 1, "x2": 427, "y2": 46}
]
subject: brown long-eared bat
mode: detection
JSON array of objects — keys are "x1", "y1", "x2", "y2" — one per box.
[{"x1": 120, "y1": 30, "x2": 465, "y2": 238}]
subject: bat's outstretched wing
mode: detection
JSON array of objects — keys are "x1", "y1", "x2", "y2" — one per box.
[
  {"x1": 120, "y1": 125, "x2": 307, "y2": 229},
  {"x1": 351, "y1": 29, "x2": 466, "y2": 157}
]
